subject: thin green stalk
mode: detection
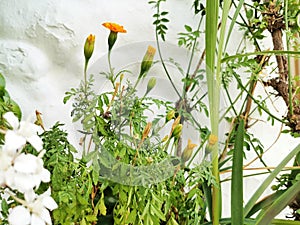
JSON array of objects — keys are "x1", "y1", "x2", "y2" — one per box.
[
  {"x1": 222, "y1": 50, "x2": 300, "y2": 63},
  {"x1": 232, "y1": 72, "x2": 286, "y2": 123},
  {"x1": 183, "y1": 16, "x2": 203, "y2": 98},
  {"x1": 154, "y1": 4, "x2": 181, "y2": 99},
  {"x1": 84, "y1": 60, "x2": 88, "y2": 98},
  {"x1": 107, "y1": 50, "x2": 115, "y2": 86},
  {"x1": 285, "y1": 0, "x2": 293, "y2": 116},
  {"x1": 224, "y1": 0, "x2": 244, "y2": 52}
]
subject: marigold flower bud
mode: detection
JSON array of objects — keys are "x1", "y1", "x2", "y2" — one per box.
[
  {"x1": 181, "y1": 139, "x2": 197, "y2": 164},
  {"x1": 84, "y1": 34, "x2": 95, "y2": 62},
  {"x1": 166, "y1": 110, "x2": 175, "y2": 123},
  {"x1": 139, "y1": 45, "x2": 156, "y2": 78},
  {"x1": 107, "y1": 31, "x2": 118, "y2": 51},
  {"x1": 145, "y1": 77, "x2": 156, "y2": 95},
  {"x1": 171, "y1": 124, "x2": 182, "y2": 139},
  {"x1": 162, "y1": 135, "x2": 169, "y2": 142},
  {"x1": 205, "y1": 134, "x2": 218, "y2": 155},
  {"x1": 142, "y1": 122, "x2": 152, "y2": 140}
]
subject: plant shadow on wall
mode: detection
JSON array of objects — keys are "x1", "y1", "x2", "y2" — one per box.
[{"x1": 1, "y1": 0, "x2": 300, "y2": 225}]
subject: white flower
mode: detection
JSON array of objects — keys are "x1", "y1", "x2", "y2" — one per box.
[
  {"x1": 8, "y1": 205, "x2": 31, "y2": 225},
  {"x1": 3, "y1": 112, "x2": 43, "y2": 152},
  {"x1": 8, "y1": 189, "x2": 57, "y2": 225},
  {"x1": 0, "y1": 149, "x2": 14, "y2": 186},
  {"x1": 4, "y1": 153, "x2": 50, "y2": 193}
]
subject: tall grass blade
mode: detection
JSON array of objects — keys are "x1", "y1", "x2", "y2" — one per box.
[
  {"x1": 255, "y1": 178, "x2": 300, "y2": 225},
  {"x1": 231, "y1": 119, "x2": 245, "y2": 225},
  {"x1": 244, "y1": 143, "x2": 300, "y2": 216}
]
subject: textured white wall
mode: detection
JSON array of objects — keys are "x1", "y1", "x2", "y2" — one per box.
[
  {"x1": 0, "y1": 0, "x2": 198, "y2": 140},
  {"x1": 0, "y1": 0, "x2": 298, "y2": 219}
]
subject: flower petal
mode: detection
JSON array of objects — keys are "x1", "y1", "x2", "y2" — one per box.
[
  {"x1": 14, "y1": 154, "x2": 39, "y2": 173},
  {"x1": 4, "y1": 130, "x2": 26, "y2": 152},
  {"x1": 40, "y1": 168, "x2": 51, "y2": 183},
  {"x1": 42, "y1": 196, "x2": 58, "y2": 211},
  {"x1": 31, "y1": 213, "x2": 46, "y2": 225},
  {"x1": 8, "y1": 205, "x2": 31, "y2": 225},
  {"x1": 3, "y1": 112, "x2": 19, "y2": 130},
  {"x1": 27, "y1": 135, "x2": 43, "y2": 152}
]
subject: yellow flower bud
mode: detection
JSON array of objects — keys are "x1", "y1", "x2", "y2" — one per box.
[
  {"x1": 139, "y1": 45, "x2": 156, "y2": 78},
  {"x1": 142, "y1": 122, "x2": 152, "y2": 140},
  {"x1": 162, "y1": 135, "x2": 169, "y2": 142},
  {"x1": 171, "y1": 124, "x2": 182, "y2": 139},
  {"x1": 84, "y1": 34, "x2": 95, "y2": 62},
  {"x1": 205, "y1": 134, "x2": 218, "y2": 155},
  {"x1": 145, "y1": 77, "x2": 156, "y2": 95},
  {"x1": 166, "y1": 110, "x2": 175, "y2": 123},
  {"x1": 181, "y1": 139, "x2": 197, "y2": 164},
  {"x1": 120, "y1": 73, "x2": 124, "y2": 82},
  {"x1": 208, "y1": 134, "x2": 218, "y2": 145}
]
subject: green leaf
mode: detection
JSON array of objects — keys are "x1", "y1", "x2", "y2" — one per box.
[
  {"x1": 246, "y1": 9, "x2": 254, "y2": 20},
  {"x1": 0, "y1": 73, "x2": 6, "y2": 90},
  {"x1": 150, "y1": 204, "x2": 165, "y2": 221},
  {"x1": 1, "y1": 198, "x2": 9, "y2": 216},
  {"x1": 231, "y1": 119, "x2": 245, "y2": 225},
  {"x1": 255, "y1": 179, "x2": 300, "y2": 225},
  {"x1": 63, "y1": 95, "x2": 71, "y2": 104},
  {"x1": 184, "y1": 25, "x2": 192, "y2": 32},
  {"x1": 244, "y1": 143, "x2": 300, "y2": 216},
  {"x1": 99, "y1": 192, "x2": 107, "y2": 216},
  {"x1": 127, "y1": 209, "x2": 137, "y2": 223}
]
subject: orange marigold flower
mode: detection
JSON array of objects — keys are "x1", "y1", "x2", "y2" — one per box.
[{"x1": 102, "y1": 22, "x2": 127, "y2": 33}]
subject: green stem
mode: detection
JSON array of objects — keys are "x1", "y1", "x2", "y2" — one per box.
[
  {"x1": 285, "y1": 0, "x2": 293, "y2": 116},
  {"x1": 183, "y1": 15, "x2": 203, "y2": 98},
  {"x1": 108, "y1": 50, "x2": 115, "y2": 86},
  {"x1": 154, "y1": 3, "x2": 181, "y2": 99},
  {"x1": 84, "y1": 60, "x2": 88, "y2": 98}
]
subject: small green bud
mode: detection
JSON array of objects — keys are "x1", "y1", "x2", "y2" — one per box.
[
  {"x1": 139, "y1": 46, "x2": 156, "y2": 78},
  {"x1": 171, "y1": 124, "x2": 182, "y2": 139},
  {"x1": 205, "y1": 134, "x2": 218, "y2": 155},
  {"x1": 108, "y1": 31, "x2": 118, "y2": 51},
  {"x1": 181, "y1": 139, "x2": 197, "y2": 164},
  {"x1": 84, "y1": 34, "x2": 95, "y2": 62},
  {"x1": 145, "y1": 77, "x2": 156, "y2": 95},
  {"x1": 166, "y1": 110, "x2": 175, "y2": 123}
]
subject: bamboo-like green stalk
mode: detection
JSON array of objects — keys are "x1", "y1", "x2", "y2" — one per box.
[
  {"x1": 205, "y1": 0, "x2": 231, "y2": 223},
  {"x1": 205, "y1": 0, "x2": 220, "y2": 223}
]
